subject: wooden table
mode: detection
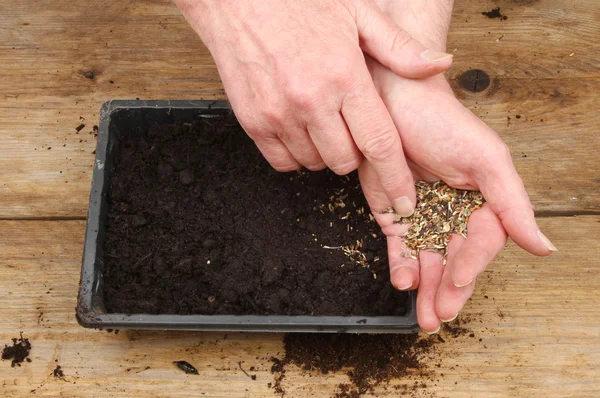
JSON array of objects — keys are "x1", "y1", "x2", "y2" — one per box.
[{"x1": 1, "y1": 0, "x2": 599, "y2": 396}]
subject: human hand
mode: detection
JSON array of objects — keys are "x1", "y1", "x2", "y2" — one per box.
[
  {"x1": 175, "y1": 0, "x2": 453, "y2": 216},
  {"x1": 360, "y1": 0, "x2": 557, "y2": 332}
]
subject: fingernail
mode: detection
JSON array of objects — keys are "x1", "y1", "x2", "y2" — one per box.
[
  {"x1": 440, "y1": 313, "x2": 458, "y2": 323},
  {"x1": 393, "y1": 196, "x2": 414, "y2": 218},
  {"x1": 453, "y1": 279, "x2": 473, "y2": 288},
  {"x1": 423, "y1": 325, "x2": 441, "y2": 335},
  {"x1": 420, "y1": 49, "x2": 453, "y2": 62},
  {"x1": 395, "y1": 282, "x2": 413, "y2": 291},
  {"x1": 538, "y1": 230, "x2": 558, "y2": 252}
]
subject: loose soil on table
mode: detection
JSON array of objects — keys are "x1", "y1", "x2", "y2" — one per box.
[
  {"x1": 52, "y1": 364, "x2": 65, "y2": 378},
  {"x1": 102, "y1": 113, "x2": 408, "y2": 316},
  {"x1": 1, "y1": 333, "x2": 32, "y2": 367},
  {"x1": 268, "y1": 315, "x2": 477, "y2": 397},
  {"x1": 270, "y1": 333, "x2": 434, "y2": 398}
]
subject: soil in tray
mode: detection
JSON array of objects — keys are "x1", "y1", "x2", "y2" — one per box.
[{"x1": 102, "y1": 113, "x2": 408, "y2": 316}]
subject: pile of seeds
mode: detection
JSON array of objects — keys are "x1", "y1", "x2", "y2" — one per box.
[{"x1": 390, "y1": 181, "x2": 485, "y2": 260}]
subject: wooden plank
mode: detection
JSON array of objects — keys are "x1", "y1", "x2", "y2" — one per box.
[
  {"x1": 449, "y1": 0, "x2": 600, "y2": 79},
  {"x1": 1, "y1": 0, "x2": 599, "y2": 218},
  {"x1": 0, "y1": 217, "x2": 598, "y2": 397}
]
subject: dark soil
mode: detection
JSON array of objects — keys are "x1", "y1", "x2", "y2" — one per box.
[
  {"x1": 482, "y1": 7, "x2": 508, "y2": 20},
  {"x1": 2, "y1": 333, "x2": 32, "y2": 367},
  {"x1": 52, "y1": 365, "x2": 65, "y2": 378},
  {"x1": 270, "y1": 333, "x2": 434, "y2": 398},
  {"x1": 102, "y1": 113, "x2": 408, "y2": 316}
]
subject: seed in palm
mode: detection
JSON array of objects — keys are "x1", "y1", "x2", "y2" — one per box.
[{"x1": 386, "y1": 181, "x2": 485, "y2": 260}]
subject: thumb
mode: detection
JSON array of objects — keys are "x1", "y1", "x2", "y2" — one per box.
[
  {"x1": 354, "y1": 0, "x2": 453, "y2": 79},
  {"x1": 476, "y1": 152, "x2": 558, "y2": 256}
]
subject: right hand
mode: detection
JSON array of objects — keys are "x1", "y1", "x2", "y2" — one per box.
[{"x1": 175, "y1": 0, "x2": 453, "y2": 216}]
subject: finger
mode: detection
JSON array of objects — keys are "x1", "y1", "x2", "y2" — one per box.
[
  {"x1": 358, "y1": 162, "x2": 418, "y2": 290},
  {"x1": 343, "y1": 80, "x2": 416, "y2": 217},
  {"x1": 435, "y1": 234, "x2": 477, "y2": 322},
  {"x1": 387, "y1": 236, "x2": 419, "y2": 291},
  {"x1": 358, "y1": 160, "x2": 407, "y2": 236},
  {"x1": 254, "y1": 136, "x2": 301, "y2": 172},
  {"x1": 475, "y1": 149, "x2": 558, "y2": 256},
  {"x1": 355, "y1": 0, "x2": 453, "y2": 78},
  {"x1": 307, "y1": 112, "x2": 362, "y2": 175},
  {"x1": 450, "y1": 203, "x2": 507, "y2": 287},
  {"x1": 416, "y1": 250, "x2": 444, "y2": 333},
  {"x1": 278, "y1": 127, "x2": 326, "y2": 171}
]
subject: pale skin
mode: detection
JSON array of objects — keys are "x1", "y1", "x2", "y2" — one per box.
[
  {"x1": 175, "y1": 0, "x2": 557, "y2": 332},
  {"x1": 174, "y1": 0, "x2": 454, "y2": 217}
]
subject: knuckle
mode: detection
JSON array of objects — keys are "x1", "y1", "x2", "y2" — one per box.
[
  {"x1": 471, "y1": 140, "x2": 513, "y2": 179},
  {"x1": 235, "y1": 111, "x2": 261, "y2": 138},
  {"x1": 285, "y1": 63, "x2": 354, "y2": 112},
  {"x1": 330, "y1": 72, "x2": 353, "y2": 91},
  {"x1": 329, "y1": 157, "x2": 361, "y2": 175},
  {"x1": 390, "y1": 28, "x2": 413, "y2": 53},
  {"x1": 260, "y1": 103, "x2": 284, "y2": 125},
  {"x1": 263, "y1": 149, "x2": 300, "y2": 172},
  {"x1": 285, "y1": 80, "x2": 319, "y2": 111},
  {"x1": 272, "y1": 162, "x2": 299, "y2": 173},
  {"x1": 304, "y1": 161, "x2": 327, "y2": 171},
  {"x1": 328, "y1": 61, "x2": 355, "y2": 89},
  {"x1": 359, "y1": 131, "x2": 398, "y2": 161}
]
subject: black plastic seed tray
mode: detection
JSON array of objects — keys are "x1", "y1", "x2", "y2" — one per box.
[{"x1": 76, "y1": 100, "x2": 419, "y2": 333}]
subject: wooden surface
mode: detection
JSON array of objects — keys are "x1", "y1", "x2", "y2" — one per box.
[
  {"x1": 0, "y1": 0, "x2": 599, "y2": 397},
  {"x1": 1, "y1": 218, "x2": 599, "y2": 397}
]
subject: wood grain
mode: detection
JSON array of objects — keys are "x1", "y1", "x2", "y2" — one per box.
[
  {"x1": 0, "y1": 217, "x2": 598, "y2": 397},
  {"x1": 450, "y1": 0, "x2": 600, "y2": 79},
  {"x1": 1, "y1": 0, "x2": 599, "y2": 217}
]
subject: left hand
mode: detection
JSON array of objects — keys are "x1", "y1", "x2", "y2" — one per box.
[
  {"x1": 360, "y1": 71, "x2": 557, "y2": 333},
  {"x1": 360, "y1": 0, "x2": 557, "y2": 333},
  {"x1": 360, "y1": 18, "x2": 557, "y2": 333}
]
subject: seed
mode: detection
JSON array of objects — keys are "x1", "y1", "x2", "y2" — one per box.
[{"x1": 393, "y1": 181, "x2": 484, "y2": 259}]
